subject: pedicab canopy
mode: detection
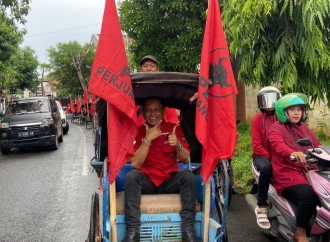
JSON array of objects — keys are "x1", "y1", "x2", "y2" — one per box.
[{"x1": 88, "y1": 0, "x2": 238, "y2": 184}]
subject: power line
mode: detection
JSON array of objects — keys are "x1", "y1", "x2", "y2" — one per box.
[{"x1": 25, "y1": 23, "x2": 101, "y2": 38}]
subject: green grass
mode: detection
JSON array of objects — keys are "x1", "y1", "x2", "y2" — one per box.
[{"x1": 232, "y1": 123, "x2": 330, "y2": 195}]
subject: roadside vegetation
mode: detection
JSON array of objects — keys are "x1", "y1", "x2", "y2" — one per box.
[{"x1": 232, "y1": 122, "x2": 330, "y2": 195}]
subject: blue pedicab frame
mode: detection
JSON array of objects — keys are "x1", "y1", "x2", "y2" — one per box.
[{"x1": 88, "y1": 72, "x2": 231, "y2": 242}]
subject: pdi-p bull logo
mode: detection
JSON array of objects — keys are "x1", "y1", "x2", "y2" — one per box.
[{"x1": 208, "y1": 48, "x2": 235, "y2": 98}]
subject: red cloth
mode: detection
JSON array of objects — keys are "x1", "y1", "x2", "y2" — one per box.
[
  {"x1": 134, "y1": 121, "x2": 190, "y2": 187},
  {"x1": 196, "y1": 0, "x2": 238, "y2": 182},
  {"x1": 268, "y1": 121, "x2": 321, "y2": 195},
  {"x1": 164, "y1": 108, "x2": 178, "y2": 125},
  {"x1": 88, "y1": 0, "x2": 137, "y2": 183},
  {"x1": 57, "y1": 99, "x2": 62, "y2": 106},
  {"x1": 77, "y1": 96, "x2": 81, "y2": 113},
  {"x1": 70, "y1": 97, "x2": 75, "y2": 112},
  {"x1": 251, "y1": 111, "x2": 278, "y2": 159}
]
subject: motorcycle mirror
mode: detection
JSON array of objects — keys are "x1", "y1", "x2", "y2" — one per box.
[
  {"x1": 297, "y1": 138, "x2": 312, "y2": 146},
  {"x1": 297, "y1": 138, "x2": 322, "y2": 154}
]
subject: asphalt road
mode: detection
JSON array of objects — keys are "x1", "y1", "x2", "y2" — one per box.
[
  {"x1": 0, "y1": 121, "x2": 275, "y2": 242},
  {"x1": 227, "y1": 195, "x2": 276, "y2": 242},
  {"x1": 0, "y1": 122, "x2": 98, "y2": 242}
]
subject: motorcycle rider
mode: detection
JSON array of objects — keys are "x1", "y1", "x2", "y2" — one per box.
[
  {"x1": 252, "y1": 86, "x2": 281, "y2": 229},
  {"x1": 268, "y1": 93, "x2": 321, "y2": 242}
]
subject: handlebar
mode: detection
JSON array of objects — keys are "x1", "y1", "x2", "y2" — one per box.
[{"x1": 290, "y1": 154, "x2": 318, "y2": 164}]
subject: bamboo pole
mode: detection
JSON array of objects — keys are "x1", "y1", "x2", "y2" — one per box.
[
  {"x1": 203, "y1": 178, "x2": 210, "y2": 242},
  {"x1": 110, "y1": 178, "x2": 117, "y2": 241}
]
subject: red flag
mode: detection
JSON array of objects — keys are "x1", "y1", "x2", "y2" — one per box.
[
  {"x1": 70, "y1": 97, "x2": 75, "y2": 112},
  {"x1": 77, "y1": 96, "x2": 81, "y2": 113},
  {"x1": 90, "y1": 94, "x2": 96, "y2": 116},
  {"x1": 84, "y1": 88, "x2": 89, "y2": 106},
  {"x1": 57, "y1": 98, "x2": 62, "y2": 107},
  {"x1": 88, "y1": 0, "x2": 137, "y2": 183},
  {"x1": 196, "y1": 0, "x2": 238, "y2": 182}
]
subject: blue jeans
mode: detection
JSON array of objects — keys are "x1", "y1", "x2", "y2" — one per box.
[
  {"x1": 253, "y1": 156, "x2": 272, "y2": 206},
  {"x1": 124, "y1": 169, "x2": 196, "y2": 232}
]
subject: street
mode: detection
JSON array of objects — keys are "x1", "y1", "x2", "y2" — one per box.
[
  {"x1": 0, "y1": 122, "x2": 273, "y2": 242},
  {"x1": 0, "y1": 122, "x2": 98, "y2": 242}
]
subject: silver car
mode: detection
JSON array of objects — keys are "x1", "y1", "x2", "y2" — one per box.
[{"x1": 55, "y1": 100, "x2": 69, "y2": 134}]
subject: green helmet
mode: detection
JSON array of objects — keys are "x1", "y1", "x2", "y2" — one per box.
[{"x1": 275, "y1": 93, "x2": 308, "y2": 123}]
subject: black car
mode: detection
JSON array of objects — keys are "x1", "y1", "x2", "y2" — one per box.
[{"x1": 0, "y1": 96, "x2": 63, "y2": 154}]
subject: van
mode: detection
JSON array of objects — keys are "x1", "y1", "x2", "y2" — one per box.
[{"x1": 0, "y1": 97, "x2": 63, "y2": 154}]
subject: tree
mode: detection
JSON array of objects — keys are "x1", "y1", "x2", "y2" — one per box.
[
  {"x1": 221, "y1": 0, "x2": 330, "y2": 106},
  {"x1": 119, "y1": 0, "x2": 207, "y2": 72},
  {"x1": 0, "y1": 46, "x2": 39, "y2": 95},
  {"x1": 0, "y1": 0, "x2": 31, "y2": 63},
  {"x1": 119, "y1": 0, "x2": 330, "y2": 106},
  {"x1": 47, "y1": 41, "x2": 96, "y2": 98}
]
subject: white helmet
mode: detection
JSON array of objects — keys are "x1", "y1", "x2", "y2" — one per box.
[{"x1": 257, "y1": 86, "x2": 281, "y2": 109}]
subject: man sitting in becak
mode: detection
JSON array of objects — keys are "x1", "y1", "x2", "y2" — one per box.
[{"x1": 122, "y1": 96, "x2": 201, "y2": 242}]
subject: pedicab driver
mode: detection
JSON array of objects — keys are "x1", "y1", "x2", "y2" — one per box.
[{"x1": 122, "y1": 96, "x2": 201, "y2": 242}]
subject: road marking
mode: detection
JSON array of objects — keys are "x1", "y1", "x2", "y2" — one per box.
[{"x1": 75, "y1": 124, "x2": 89, "y2": 176}]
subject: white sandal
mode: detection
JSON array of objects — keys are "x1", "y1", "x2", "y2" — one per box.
[{"x1": 255, "y1": 206, "x2": 271, "y2": 229}]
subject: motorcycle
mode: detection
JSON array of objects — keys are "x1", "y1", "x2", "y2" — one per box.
[{"x1": 245, "y1": 138, "x2": 330, "y2": 242}]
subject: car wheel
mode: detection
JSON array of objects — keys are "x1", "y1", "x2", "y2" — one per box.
[
  {"x1": 1, "y1": 147, "x2": 11, "y2": 154},
  {"x1": 58, "y1": 128, "x2": 63, "y2": 143},
  {"x1": 49, "y1": 133, "x2": 59, "y2": 150},
  {"x1": 63, "y1": 122, "x2": 69, "y2": 134}
]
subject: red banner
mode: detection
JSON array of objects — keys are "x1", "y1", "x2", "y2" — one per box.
[
  {"x1": 57, "y1": 99, "x2": 62, "y2": 107},
  {"x1": 88, "y1": 0, "x2": 137, "y2": 184},
  {"x1": 70, "y1": 97, "x2": 75, "y2": 112},
  {"x1": 196, "y1": 0, "x2": 238, "y2": 182}
]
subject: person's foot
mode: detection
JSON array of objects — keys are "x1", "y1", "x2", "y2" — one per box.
[
  {"x1": 121, "y1": 230, "x2": 140, "y2": 242},
  {"x1": 182, "y1": 228, "x2": 201, "y2": 242},
  {"x1": 232, "y1": 186, "x2": 239, "y2": 195},
  {"x1": 255, "y1": 206, "x2": 270, "y2": 229}
]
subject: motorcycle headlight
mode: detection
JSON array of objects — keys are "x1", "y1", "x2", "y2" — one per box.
[
  {"x1": 42, "y1": 118, "x2": 54, "y2": 125},
  {"x1": 0, "y1": 123, "x2": 9, "y2": 128}
]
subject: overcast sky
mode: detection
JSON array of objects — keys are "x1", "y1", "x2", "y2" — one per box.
[{"x1": 21, "y1": 0, "x2": 106, "y2": 65}]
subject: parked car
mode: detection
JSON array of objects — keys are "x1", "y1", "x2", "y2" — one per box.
[
  {"x1": 0, "y1": 96, "x2": 63, "y2": 154},
  {"x1": 55, "y1": 100, "x2": 69, "y2": 134}
]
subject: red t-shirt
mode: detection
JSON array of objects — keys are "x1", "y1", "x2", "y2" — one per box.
[
  {"x1": 134, "y1": 121, "x2": 190, "y2": 187},
  {"x1": 268, "y1": 121, "x2": 321, "y2": 195},
  {"x1": 251, "y1": 111, "x2": 278, "y2": 159}
]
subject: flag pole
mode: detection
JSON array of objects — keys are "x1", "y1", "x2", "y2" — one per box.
[
  {"x1": 108, "y1": 103, "x2": 118, "y2": 242},
  {"x1": 203, "y1": 178, "x2": 210, "y2": 241},
  {"x1": 110, "y1": 181, "x2": 117, "y2": 241}
]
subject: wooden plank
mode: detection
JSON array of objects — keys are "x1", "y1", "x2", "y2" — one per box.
[{"x1": 203, "y1": 178, "x2": 210, "y2": 242}]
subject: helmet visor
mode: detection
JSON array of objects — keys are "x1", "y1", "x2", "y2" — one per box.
[{"x1": 258, "y1": 92, "x2": 280, "y2": 109}]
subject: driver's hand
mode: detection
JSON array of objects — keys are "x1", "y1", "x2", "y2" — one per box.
[{"x1": 290, "y1": 151, "x2": 306, "y2": 162}]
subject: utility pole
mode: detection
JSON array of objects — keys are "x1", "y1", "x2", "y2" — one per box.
[{"x1": 41, "y1": 66, "x2": 44, "y2": 96}]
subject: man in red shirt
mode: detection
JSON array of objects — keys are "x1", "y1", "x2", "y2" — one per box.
[
  {"x1": 122, "y1": 97, "x2": 200, "y2": 242},
  {"x1": 252, "y1": 86, "x2": 281, "y2": 229}
]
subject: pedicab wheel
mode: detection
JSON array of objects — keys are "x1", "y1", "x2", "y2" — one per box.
[
  {"x1": 88, "y1": 192, "x2": 101, "y2": 242},
  {"x1": 216, "y1": 161, "x2": 232, "y2": 208},
  {"x1": 213, "y1": 196, "x2": 229, "y2": 242}
]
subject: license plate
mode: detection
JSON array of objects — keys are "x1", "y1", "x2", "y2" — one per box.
[{"x1": 18, "y1": 131, "x2": 34, "y2": 137}]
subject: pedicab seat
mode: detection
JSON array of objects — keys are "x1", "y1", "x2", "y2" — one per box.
[{"x1": 115, "y1": 191, "x2": 202, "y2": 214}]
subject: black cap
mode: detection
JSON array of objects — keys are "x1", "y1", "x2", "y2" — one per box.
[{"x1": 139, "y1": 55, "x2": 159, "y2": 66}]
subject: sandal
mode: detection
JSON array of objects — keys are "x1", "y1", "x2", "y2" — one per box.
[{"x1": 255, "y1": 206, "x2": 271, "y2": 229}]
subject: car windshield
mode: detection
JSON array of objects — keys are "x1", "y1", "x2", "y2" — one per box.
[{"x1": 6, "y1": 99, "x2": 49, "y2": 115}]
